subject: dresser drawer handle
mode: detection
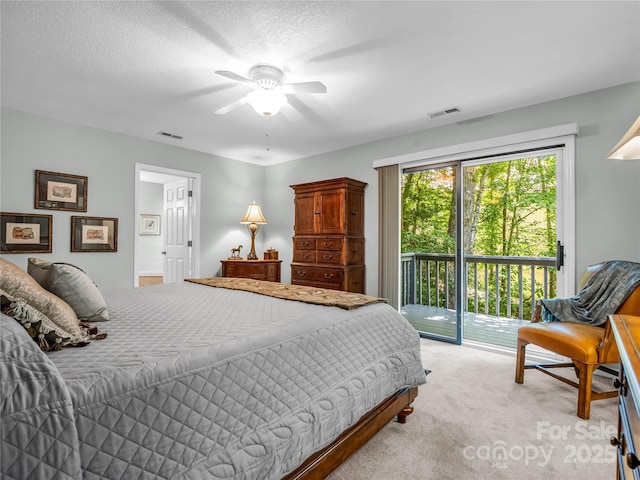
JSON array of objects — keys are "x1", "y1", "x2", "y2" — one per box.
[
  {"x1": 300, "y1": 242, "x2": 309, "y2": 247},
  {"x1": 301, "y1": 253, "x2": 310, "y2": 259},
  {"x1": 351, "y1": 279, "x2": 359, "y2": 285},
  {"x1": 323, "y1": 254, "x2": 333, "y2": 260},
  {"x1": 324, "y1": 273, "x2": 334, "y2": 279},
  {"x1": 613, "y1": 377, "x2": 628, "y2": 395},
  {"x1": 297, "y1": 271, "x2": 307, "y2": 277},
  {"x1": 314, "y1": 211, "x2": 321, "y2": 215},
  {"x1": 323, "y1": 242, "x2": 333, "y2": 248},
  {"x1": 351, "y1": 210, "x2": 359, "y2": 215},
  {"x1": 351, "y1": 248, "x2": 359, "y2": 254}
]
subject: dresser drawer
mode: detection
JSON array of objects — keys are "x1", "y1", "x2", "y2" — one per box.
[
  {"x1": 317, "y1": 250, "x2": 342, "y2": 264},
  {"x1": 317, "y1": 238, "x2": 342, "y2": 251},
  {"x1": 344, "y1": 267, "x2": 365, "y2": 293},
  {"x1": 293, "y1": 250, "x2": 317, "y2": 263},
  {"x1": 294, "y1": 238, "x2": 316, "y2": 250},
  {"x1": 312, "y1": 238, "x2": 364, "y2": 265},
  {"x1": 345, "y1": 238, "x2": 364, "y2": 264},
  {"x1": 291, "y1": 264, "x2": 343, "y2": 289},
  {"x1": 619, "y1": 369, "x2": 640, "y2": 480}
]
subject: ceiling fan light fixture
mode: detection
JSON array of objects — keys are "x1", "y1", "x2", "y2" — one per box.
[{"x1": 246, "y1": 89, "x2": 287, "y2": 117}]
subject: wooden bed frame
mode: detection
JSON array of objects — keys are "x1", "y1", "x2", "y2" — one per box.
[{"x1": 283, "y1": 386, "x2": 419, "y2": 479}]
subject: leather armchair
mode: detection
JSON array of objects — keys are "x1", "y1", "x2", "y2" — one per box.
[{"x1": 515, "y1": 263, "x2": 640, "y2": 419}]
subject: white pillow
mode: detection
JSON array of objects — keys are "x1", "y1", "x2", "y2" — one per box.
[{"x1": 28, "y1": 258, "x2": 109, "y2": 322}]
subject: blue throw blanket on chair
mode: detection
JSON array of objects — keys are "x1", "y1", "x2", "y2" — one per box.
[{"x1": 541, "y1": 260, "x2": 640, "y2": 326}]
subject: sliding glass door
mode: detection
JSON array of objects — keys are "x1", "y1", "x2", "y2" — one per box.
[{"x1": 401, "y1": 149, "x2": 562, "y2": 349}]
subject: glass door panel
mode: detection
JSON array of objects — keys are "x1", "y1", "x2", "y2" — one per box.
[
  {"x1": 400, "y1": 165, "x2": 461, "y2": 343},
  {"x1": 461, "y1": 154, "x2": 558, "y2": 349}
]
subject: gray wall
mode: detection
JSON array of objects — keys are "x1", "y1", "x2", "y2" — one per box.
[
  {"x1": 138, "y1": 181, "x2": 163, "y2": 275},
  {"x1": 2, "y1": 81, "x2": 639, "y2": 294},
  {"x1": 0, "y1": 108, "x2": 266, "y2": 290},
  {"x1": 265, "y1": 81, "x2": 640, "y2": 293}
]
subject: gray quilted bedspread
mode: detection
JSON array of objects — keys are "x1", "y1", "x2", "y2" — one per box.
[{"x1": 1, "y1": 282, "x2": 426, "y2": 480}]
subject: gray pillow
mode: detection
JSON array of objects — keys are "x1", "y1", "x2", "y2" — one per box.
[
  {"x1": 0, "y1": 258, "x2": 84, "y2": 350},
  {"x1": 28, "y1": 258, "x2": 109, "y2": 322}
]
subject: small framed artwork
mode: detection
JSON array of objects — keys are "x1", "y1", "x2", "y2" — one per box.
[
  {"x1": 35, "y1": 170, "x2": 88, "y2": 211},
  {"x1": 1, "y1": 212, "x2": 53, "y2": 254},
  {"x1": 71, "y1": 216, "x2": 118, "y2": 252},
  {"x1": 139, "y1": 214, "x2": 161, "y2": 235}
]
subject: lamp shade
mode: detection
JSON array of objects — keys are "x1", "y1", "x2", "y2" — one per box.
[
  {"x1": 246, "y1": 89, "x2": 287, "y2": 117},
  {"x1": 241, "y1": 202, "x2": 267, "y2": 224},
  {"x1": 608, "y1": 115, "x2": 640, "y2": 160}
]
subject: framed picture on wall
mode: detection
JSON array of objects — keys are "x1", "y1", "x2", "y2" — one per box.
[
  {"x1": 35, "y1": 170, "x2": 88, "y2": 211},
  {"x1": 0, "y1": 212, "x2": 52, "y2": 253},
  {"x1": 139, "y1": 214, "x2": 161, "y2": 235},
  {"x1": 71, "y1": 216, "x2": 118, "y2": 252}
]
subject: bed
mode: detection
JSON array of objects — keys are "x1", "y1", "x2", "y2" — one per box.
[{"x1": 1, "y1": 263, "x2": 426, "y2": 480}]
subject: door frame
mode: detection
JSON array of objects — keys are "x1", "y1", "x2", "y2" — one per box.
[{"x1": 134, "y1": 163, "x2": 201, "y2": 287}]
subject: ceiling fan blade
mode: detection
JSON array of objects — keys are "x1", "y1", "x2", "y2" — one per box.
[
  {"x1": 214, "y1": 96, "x2": 248, "y2": 115},
  {"x1": 286, "y1": 96, "x2": 328, "y2": 127},
  {"x1": 215, "y1": 70, "x2": 255, "y2": 86},
  {"x1": 281, "y1": 81, "x2": 327, "y2": 94}
]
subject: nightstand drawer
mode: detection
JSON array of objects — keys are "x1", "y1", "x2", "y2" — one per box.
[{"x1": 220, "y1": 260, "x2": 281, "y2": 282}]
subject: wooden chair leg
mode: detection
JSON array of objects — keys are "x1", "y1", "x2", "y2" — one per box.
[
  {"x1": 574, "y1": 360, "x2": 598, "y2": 420},
  {"x1": 515, "y1": 338, "x2": 527, "y2": 384}
]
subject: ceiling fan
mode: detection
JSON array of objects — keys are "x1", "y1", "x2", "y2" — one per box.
[{"x1": 214, "y1": 65, "x2": 327, "y2": 117}]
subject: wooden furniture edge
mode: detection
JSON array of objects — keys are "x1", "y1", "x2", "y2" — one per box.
[
  {"x1": 282, "y1": 386, "x2": 419, "y2": 480},
  {"x1": 610, "y1": 314, "x2": 640, "y2": 410},
  {"x1": 609, "y1": 314, "x2": 640, "y2": 479}
]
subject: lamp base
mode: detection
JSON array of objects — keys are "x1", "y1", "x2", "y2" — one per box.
[{"x1": 247, "y1": 223, "x2": 259, "y2": 260}]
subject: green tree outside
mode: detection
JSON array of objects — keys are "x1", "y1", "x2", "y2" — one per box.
[{"x1": 401, "y1": 156, "x2": 557, "y2": 320}]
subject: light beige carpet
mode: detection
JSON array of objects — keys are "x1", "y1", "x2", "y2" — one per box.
[{"x1": 328, "y1": 338, "x2": 618, "y2": 480}]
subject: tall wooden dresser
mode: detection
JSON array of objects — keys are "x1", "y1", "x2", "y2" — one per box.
[{"x1": 290, "y1": 177, "x2": 367, "y2": 293}]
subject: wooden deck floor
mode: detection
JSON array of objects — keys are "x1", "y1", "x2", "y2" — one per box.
[{"x1": 401, "y1": 304, "x2": 528, "y2": 348}]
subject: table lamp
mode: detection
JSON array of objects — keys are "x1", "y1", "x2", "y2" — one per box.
[{"x1": 241, "y1": 202, "x2": 267, "y2": 260}]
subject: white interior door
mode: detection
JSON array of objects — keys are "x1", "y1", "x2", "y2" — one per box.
[{"x1": 164, "y1": 179, "x2": 191, "y2": 283}]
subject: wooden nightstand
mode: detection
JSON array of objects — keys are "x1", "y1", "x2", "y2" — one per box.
[{"x1": 220, "y1": 259, "x2": 282, "y2": 282}]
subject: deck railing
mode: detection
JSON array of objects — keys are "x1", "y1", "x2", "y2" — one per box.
[{"x1": 401, "y1": 253, "x2": 557, "y2": 320}]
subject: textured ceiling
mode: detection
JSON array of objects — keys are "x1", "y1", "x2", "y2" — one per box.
[{"x1": 2, "y1": 1, "x2": 639, "y2": 165}]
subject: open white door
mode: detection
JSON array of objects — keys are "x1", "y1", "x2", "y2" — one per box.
[
  {"x1": 135, "y1": 163, "x2": 200, "y2": 287},
  {"x1": 163, "y1": 178, "x2": 191, "y2": 283}
]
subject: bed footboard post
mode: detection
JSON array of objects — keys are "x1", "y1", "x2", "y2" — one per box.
[{"x1": 397, "y1": 404, "x2": 414, "y2": 424}]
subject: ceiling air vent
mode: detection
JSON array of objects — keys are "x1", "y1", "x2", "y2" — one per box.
[
  {"x1": 157, "y1": 131, "x2": 183, "y2": 140},
  {"x1": 428, "y1": 107, "x2": 460, "y2": 120}
]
